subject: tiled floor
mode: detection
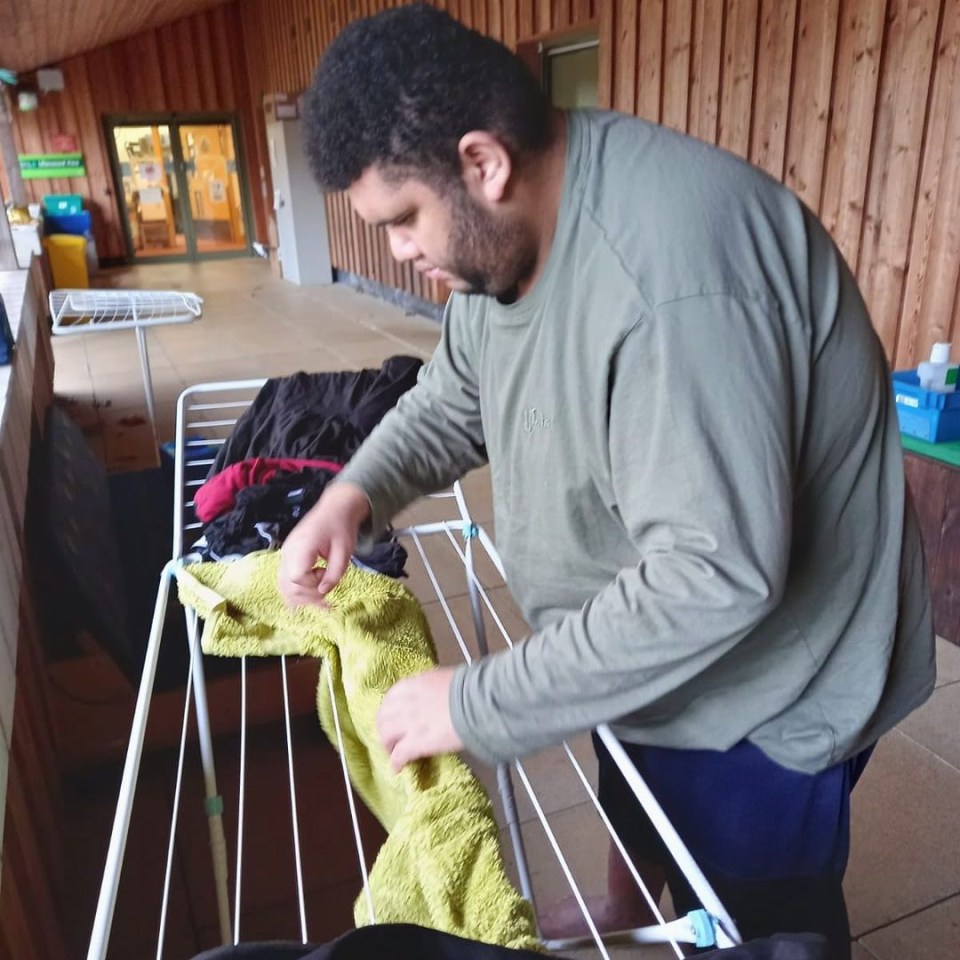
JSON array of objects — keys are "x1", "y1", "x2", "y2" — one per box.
[{"x1": 53, "y1": 258, "x2": 960, "y2": 959}]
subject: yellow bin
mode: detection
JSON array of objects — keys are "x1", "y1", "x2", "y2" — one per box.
[{"x1": 44, "y1": 234, "x2": 89, "y2": 289}]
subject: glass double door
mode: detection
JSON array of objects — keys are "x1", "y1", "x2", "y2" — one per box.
[{"x1": 109, "y1": 116, "x2": 250, "y2": 261}]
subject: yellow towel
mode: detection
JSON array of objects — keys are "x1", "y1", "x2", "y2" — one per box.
[{"x1": 174, "y1": 552, "x2": 540, "y2": 952}]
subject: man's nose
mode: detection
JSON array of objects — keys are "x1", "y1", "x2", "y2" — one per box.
[{"x1": 387, "y1": 227, "x2": 418, "y2": 262}]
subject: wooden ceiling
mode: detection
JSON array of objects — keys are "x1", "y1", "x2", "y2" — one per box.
[{"x1": 0, "y1": 0, "x2": 231, "y2": 72}]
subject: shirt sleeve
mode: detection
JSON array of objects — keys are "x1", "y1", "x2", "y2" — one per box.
[
  {"x1": 450, "y1": 292, "x2": 795, "y2": 763},
  {"x1": 337, "y1": 295, "x2": 488, "y2": 541}
]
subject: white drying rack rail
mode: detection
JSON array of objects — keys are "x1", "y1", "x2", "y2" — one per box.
[
  {"x1": 49, "y1": 288, "x2": 203, "y2": 438},
  {"x1": 86, "y1": 379, "x2": 742, "y2": 960}
]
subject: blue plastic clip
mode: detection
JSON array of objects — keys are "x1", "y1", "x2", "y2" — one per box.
[
  {"x1": 687, "y1": 909, "x2": 717, "y2": 948},
  {"x1": 205, "y1": 795, "x2": 224, "y2": 817},
  {"x1": 462, "y1": 522, "x2": 478, "y2": 541}
]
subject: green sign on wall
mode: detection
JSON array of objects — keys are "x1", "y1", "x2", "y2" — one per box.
[{"x1": 18, "y1": 153, "x2": 86, "y2": 179}]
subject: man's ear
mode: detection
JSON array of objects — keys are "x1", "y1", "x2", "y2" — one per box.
[{"x1": 458, "y1": 131, "x2": 513, "y2": 203}]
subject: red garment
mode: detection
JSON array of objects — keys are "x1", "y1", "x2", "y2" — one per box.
[{"x1": 194, "y1": 457, "x2": 343, "y2": 523}]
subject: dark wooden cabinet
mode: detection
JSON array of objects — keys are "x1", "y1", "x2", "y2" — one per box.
[{"x1": 904, "y1": 452, "x2": 960, "y2": 646}]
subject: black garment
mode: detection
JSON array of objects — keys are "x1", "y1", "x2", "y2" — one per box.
[
  {"x1": 191, "y1": 923, "x2": 827, "y2": 960},
  {"x1": 198, "y1": 468, "x2": 408, "y2": 577},
  {"x1": 202, "y1": 468, "x2": 341, "y2": 558},
  {"x1": 353, "y1": 536, "x2": 409, "y2": 580},
  {"x1": 210, "y1": 356, "x2": 423, "y2": 475}
]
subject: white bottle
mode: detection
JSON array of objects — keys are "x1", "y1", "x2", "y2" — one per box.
[{"x1": 917, "y1": 342, "x2": 959, "y2": 393}]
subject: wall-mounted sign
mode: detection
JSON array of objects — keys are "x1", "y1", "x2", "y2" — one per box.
[
  {"x1": 51, "y1": 133, "x2": 79, "y2": 152},
  {"x1": 18, "y1": 152, "x2": 86, "y2": 179}
]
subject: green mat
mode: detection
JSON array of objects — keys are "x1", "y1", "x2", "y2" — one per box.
[{"x1": 901, "y1": 433, "x2": 960, "y2": 468}]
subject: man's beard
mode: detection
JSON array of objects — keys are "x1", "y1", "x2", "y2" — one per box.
[{"x1": 445, "y1": 188, "x2": 536, "y2": 299}]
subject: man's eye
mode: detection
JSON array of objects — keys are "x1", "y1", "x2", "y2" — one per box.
[{"x1": 393, "y1": 212, "x2": 414, "y2": 227}]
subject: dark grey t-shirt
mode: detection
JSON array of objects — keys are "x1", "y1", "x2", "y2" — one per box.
[{"x1": 340, "y1": 109, "x2": 935, "y2": 772}]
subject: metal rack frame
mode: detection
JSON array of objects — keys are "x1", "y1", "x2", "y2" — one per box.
[
  {"x1": 48, "y1": 288, "x2": 203, "y2": 437},
  {"x1": 86, "y1": 379, "x2": 742, "y2": 960}
]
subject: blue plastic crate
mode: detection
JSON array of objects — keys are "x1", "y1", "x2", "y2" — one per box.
[
  {"x1": 45, "y1": 211, "x2": 92, "y2": 237},
  {"x1": 892, "y1": 370, "x2": 960, "y2": 443}
]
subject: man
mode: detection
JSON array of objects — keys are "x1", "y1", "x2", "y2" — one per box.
[{"x1": 279, "y1": 5, "x2": 935, "y2": 956}]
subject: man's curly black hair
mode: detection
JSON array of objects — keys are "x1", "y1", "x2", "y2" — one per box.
[{"x1": 302, "y1": 3, "x2": 551, "y2": 192}]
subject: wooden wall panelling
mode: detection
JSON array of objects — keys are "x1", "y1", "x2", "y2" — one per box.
[
  {"x1": 718, "y1": 0, "x2": 758, "y2": 158},
  {"x1": 688, "y1": 0, "x2": 721, "y2": 141},
  {"x1": 0, "y1": 868, "x2": 32, "y2": 960},
  {"x1": 747, "y1": 0, "x2": 795, "y2": 178},
  {"x1": 142, "y1": 32, "x2": 169, "y2": 111},
  {"x1": 66, "y1": 58, "x2": 123, "y2": 261},
  {"x1": 783, "y1": 0, "x2": 840, "y2": 211},
  {"x1": 904, "y1": 453, "x2": 960, "y2": 644},
  {"x1": 290, "y1": 0, "x2": 305, "y2": 92},
  {"x1": 503, "y1": 0, "x2": 519, "y2": 49},
  {"x1": 368, "y1": 224, "x2": 381, "y2": 290},
  {"x1": 209, "y1": 6, "x2": 237, "y2": 107},
  {"x1": 552, "y1": 0, "x2": 572, "y2": 32},
  {"x1": 329, "y1": 195, "x2": 345, "y2": 278},
  {"x1": 1, "y1": 824, "x2": 64, "y2": 960},
  {"x1": 904, "y1": 454, "x2": 948, "y2": 590},
  {"x1": 536, "y1": 0, "x2": 553, "y2": 35},
  {"x1": 286, "y1": 0, "x2": 301, "y2": 88},
  {"x1": 231, "y1": 0, "x2": 959, "y2": 352},
  {"x1": 336, "y1": 193, "x2": 350, "y2": 275},
  {"x1": 238, "y1": 0, "x2": 274, "y2": 246},
  {"x1": 930, "y1": 468, "x2": 960, "y2": 644},
  {"x1": 615, "y1": 1, "x2": 639, "y2": 115},
  {"x1": 473, "y1": 0, "x2": 489, "y2": 36},
  {"x1": 231, "y1": 20, "x2": 269, "y2": 245},
  {"x1": 12, "y1": 598, "x2": 62, "y2": 870},
  {"x1": 817, "y1": 0, "x2": 885, "y2": 273},
  {"x1": 367, "y1": 220, "x2": 381, "y2": 290},
  {"x1": 124, "y1": 33, "x2": 149, "y2": 107},
  {"x1": 661, "y1": 0, "x2": 693, "y2": 131},
  {"x1": 895, "y1": 0, "x2": 960, "y2": 366},
  {"x1": 11, "y1": 111, "x2": 51, "y2": 209},
  {"x1": 488, "y1": 0, "x2": 504, "y2": 40},
  {"x1": 635, "y1": 0, "x2": 664, "y2": 123},
  {"x1": 518, "y1": 0, "x2": 535, "y2": 38},
  {"x1": 0, "y1": 267, "x2": 64, "y2": 960},
  {"x1": 857, "y1": 0, "x2": 940, "y2": 360},
  {"x1": 294, "y1": 0, "x2": 309, "y2": 85},
  {"x1": 598, "y1": 0, "x2": 616, "y2": 108},
  {"x1": 156, "y1": 23, "x2": 187, "y2": 107}
]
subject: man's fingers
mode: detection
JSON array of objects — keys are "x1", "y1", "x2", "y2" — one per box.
[
  {"x1": 316, "y1": 541, "x2": 350, "y2": 597},
  {"x1": 389, "y1": 737, "x2": 421, "y2": 773},
  {"x1": 389, "y1": 743, "x2": 408, "y2": 773}
]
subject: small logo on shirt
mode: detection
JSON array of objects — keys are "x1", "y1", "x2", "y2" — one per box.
[{"x1": 522, "y1": 407, "x2": 552, "y2": 433}]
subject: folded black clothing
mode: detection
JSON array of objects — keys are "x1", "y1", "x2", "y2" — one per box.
[
  {"x1": 191, "y1": 924, "x2": 828, "y2": 960},
  {"x1": 210, "y1": 356, "x2": 423, "y2": 474}
]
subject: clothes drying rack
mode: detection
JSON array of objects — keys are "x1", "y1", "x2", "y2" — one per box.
[
  {"x1": 48, "y1": 288, "x2": 203, "y2": 439},
  {"x1": 86, "y1": 379, "x2": 742, "y2": 960}
]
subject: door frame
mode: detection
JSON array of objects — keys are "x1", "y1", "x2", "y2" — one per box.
[{"x1": 103, "y1": 112, "x2": 256, "y2": 264}]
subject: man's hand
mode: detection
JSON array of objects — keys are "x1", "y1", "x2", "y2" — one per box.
[
  {"x1": 278, "y1": 481, "x2": 371, "y2": 607},
  {"x1": 376, "y1": 667, "x2": 464, "y2": 772}
]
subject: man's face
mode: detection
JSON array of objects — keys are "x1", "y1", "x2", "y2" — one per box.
[{"x1": 347, "y1": 166, "x2": 534, "y2": 297}]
